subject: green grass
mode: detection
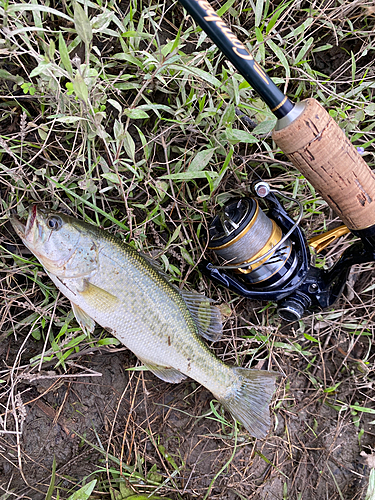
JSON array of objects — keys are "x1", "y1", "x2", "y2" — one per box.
[{"x1": 1, "y1": 0, "x2": 375, "y2": 499}]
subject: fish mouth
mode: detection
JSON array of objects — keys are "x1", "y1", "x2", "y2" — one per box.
[
  {"x1": 10, "y1": 204, "x2": 38, "y2": 241},
  {"x1": 25, "y1": 204, "x2": 38, "y2": 238}
]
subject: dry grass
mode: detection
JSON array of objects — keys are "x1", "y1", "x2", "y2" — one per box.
[{"x1": 0, "y1": 0, "x2": 375, "y2": 498}]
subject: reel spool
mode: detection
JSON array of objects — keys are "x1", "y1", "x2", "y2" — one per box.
[
  {"x1": 201, "y1": 181, "x2": 375, "y2": 321},
  {"x1": 208, "y1": 198, "x2": 299, "y2": 289}
]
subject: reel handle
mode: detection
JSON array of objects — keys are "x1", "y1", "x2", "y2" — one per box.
[{"x1": 273, "y1": 98, "x2": 375, "y2": 231}]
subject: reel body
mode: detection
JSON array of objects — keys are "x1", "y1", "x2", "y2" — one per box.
[{"x1": 201, "y1": 184, "x2": 375, "y2": 321}]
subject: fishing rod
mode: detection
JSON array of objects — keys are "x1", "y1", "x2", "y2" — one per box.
[{"x1": 177, "y1": 0, "x2": 375, "y2": 320}]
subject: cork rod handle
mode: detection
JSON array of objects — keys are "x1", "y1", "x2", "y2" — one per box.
[{"x1": 272, "y1": 98, "x2": 375, "y2": 231}]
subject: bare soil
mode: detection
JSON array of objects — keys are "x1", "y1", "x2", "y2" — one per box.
[
  {"x1": 1, "y1": 272, "x2": 374, "y2": 499},
  {"x1": 1, "y1": 1, "x2": 375, "y2": 499}
]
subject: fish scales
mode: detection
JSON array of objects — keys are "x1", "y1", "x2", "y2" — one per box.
[
  {"x1": 10, "y1": 206, "x2": 279, "y2": 438},
  {"x1": 54, "y1": 231, "x2": 234, "y2": 396}
]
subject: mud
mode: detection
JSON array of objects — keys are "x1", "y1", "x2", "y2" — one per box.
[{"x1": 0, "y1": 307, "x2": 373, "y2": 499}]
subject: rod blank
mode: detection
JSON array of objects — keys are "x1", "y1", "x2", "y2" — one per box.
[{"x1": 178, "y1": 0, "x2": 294, "y2": 118}]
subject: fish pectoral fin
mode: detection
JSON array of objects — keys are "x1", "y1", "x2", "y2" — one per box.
[
  {"x1": 179, "y1": 289, "x2": 223, "y2": 342},
  {"x1": 139, "y1": 358, "x2": 187, "y2": 384},
  {"x1": 79, "y1": 280, "x2": 119, "y2": 313},
  {"x1": 71, "y1": 301, "x2": 96, "y2": 335}
]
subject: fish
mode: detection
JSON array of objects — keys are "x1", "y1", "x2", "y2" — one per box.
[{"x1": 10, "y1": 205, "x2": 279, "y2": 438}]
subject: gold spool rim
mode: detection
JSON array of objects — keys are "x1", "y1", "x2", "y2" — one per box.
[
  {"x1": 236, "y1": 220, "x2": 283, "y2": 274},
  {"x1": 242, "y1": 243, "x2": 293, "y2": 282},
  {"x1": 208, "y1": 199, "x2": 259, "y2": 251}
]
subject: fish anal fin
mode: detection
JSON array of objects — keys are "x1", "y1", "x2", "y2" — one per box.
[
  {"x1": 180, "y1": 290, "x2": 223, "y2": 342},
  {"x1": 139, "y1": 358, "x2": 187, "y2": 384},
  {"x1": 71, "y1": 301, "x2": 96, "y2": 335}
]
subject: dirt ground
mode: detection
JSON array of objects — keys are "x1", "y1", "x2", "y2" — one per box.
[
  {"x1": 1, "y1": 1, "x2": 375, "y2": 499},
  {"x1": 1, "y1": 273, "x2": 374, "y2": 499}
]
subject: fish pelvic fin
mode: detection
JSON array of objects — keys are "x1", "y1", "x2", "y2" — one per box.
[
  {"x1": 71, "y1": 301, "x2": 96, "y2": 335},
  {"x1": 218, "y1": 368, "x2": 280, "y2": 439},
  {"x1": 179, "y1": 290, "x2": 223, "y2": 342}
]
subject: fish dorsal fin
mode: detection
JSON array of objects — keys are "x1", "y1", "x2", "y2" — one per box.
[
  {"x1": 71, "y1": 302, "x2": 96, "y2": 335},
  {"x1": 79, "y1": 280, "x2": 119, "y2": 313},
  {"x1": 179, "y1": 290, "x2": 223, "y2": 342},
  {"x1": 138, "y1": 358, "x2": 187, "y2": 383},
  {"x1": 140, "y1": 252, "x2": 170, "y2": 280},
  {"x1": 140, "y1": 253, "x2": 223, "y2": 342}
]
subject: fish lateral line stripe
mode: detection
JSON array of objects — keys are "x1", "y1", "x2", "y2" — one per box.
[{"x1": 195, "y1": 0, "x2": 254, "y2": 62}]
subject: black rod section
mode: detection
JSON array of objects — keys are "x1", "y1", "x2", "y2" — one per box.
[{"x1": 177, "y1": 0, "x2": 294, "y2": 119}]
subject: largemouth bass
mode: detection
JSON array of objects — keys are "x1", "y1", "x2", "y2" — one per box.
[{"x1": 11, "y1": 205, "x2": 279, "y2": 438}]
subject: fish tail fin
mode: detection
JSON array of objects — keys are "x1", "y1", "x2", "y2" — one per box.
[{"x1": 218, "y1": 368, "x2": 279, "y2": 439}]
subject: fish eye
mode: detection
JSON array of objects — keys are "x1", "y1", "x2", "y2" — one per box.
[{"x1": 47, "y1": 216, "x2": 62, "y2": 230}]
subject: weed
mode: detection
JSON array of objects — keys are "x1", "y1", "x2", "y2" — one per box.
[{"x1": 0, "y1": 0, "x2": 374, "y2": 499}]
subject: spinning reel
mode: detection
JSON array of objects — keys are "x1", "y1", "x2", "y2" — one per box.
[
  {"x1": 201, "y1": 181, "x2": 375, "y2": 321},
  {"x1": 177, "y1": 0, "x2": 375, "y2": 321}
]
